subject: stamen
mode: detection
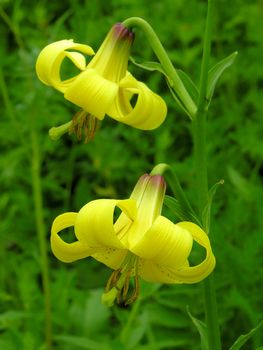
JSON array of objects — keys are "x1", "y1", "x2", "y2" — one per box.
[
  {"x1": 101, "y1": 252, "x2": 140, "y2": 306},
  {"x1": 105, "y1": 269, "x2": 121, "y2": 292},
  {"x1": 126, "y1": 275, "x2": 140, "y2": 305},
  {"x1": 121, "y1": 271, "x2": 132, "y2": 301},
  {"x1": 69, "y1": 110, "x2": 99, "y2": 143}
]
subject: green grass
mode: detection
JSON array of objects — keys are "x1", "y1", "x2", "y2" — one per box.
[{"x1": 0, "y1": 0, "x2": 263, "y2": 349}]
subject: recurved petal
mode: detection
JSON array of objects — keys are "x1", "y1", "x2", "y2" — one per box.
[
  {"x1": 64, "y1": 69, "x2": 119, "y2": 119},
  {"x1": 107, "y1": 73, "x2": 167, "y2": 130},
  {"x1": 138, "y1": 221, "x2": 215, "y2": 284},
  {"x1": 168, "y1": 222, "x2": 216, "y2": 283},
  {"x1": 139, "y1": 260, "x2": 186, "y2": 283},
  {"x1": 64, "y1": 51, "x2": 87, "y2": 70},
  {"x1": 74, "y1": 198, "x2": 137, "y2": 249},
  {"x1": 36, "y1": 39, "x2": 94, "y2": 92},
  {"x1": 51, "y1": 212, "x2": 95, "y2": 263},
  {"x1": 131, "y1": 216, "x2": 193, "y2": 267}
]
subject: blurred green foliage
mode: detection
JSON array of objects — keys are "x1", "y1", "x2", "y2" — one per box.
[{"x1": 0, "y1": 0, "x2": 263, "y2": 349}]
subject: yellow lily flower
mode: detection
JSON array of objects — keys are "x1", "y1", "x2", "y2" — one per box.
[
  {"x1": 36, "y1": 23, "x2": 167, "y2": 137},
  {"x1": 51, "y1": 172, "x2": 215, "y2": 306}
]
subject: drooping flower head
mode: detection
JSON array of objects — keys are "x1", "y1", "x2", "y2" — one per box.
[
  {"x1": 36, "y1": 23, "x2": 167, "y2": 141},
  {"x1": 51, "y1": 171, "x2": 215, "y2": 306}
]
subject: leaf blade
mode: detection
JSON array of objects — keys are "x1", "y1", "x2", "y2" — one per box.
[
  {"x1": 207, "y1": 51, "x2": 238, "y2": 103},
  {"x1": 228, "y1": 320, "x2": 263, "y2": 350},
  {"x1": 187, "y1": 307, "x2": 209, "y2": 350}
]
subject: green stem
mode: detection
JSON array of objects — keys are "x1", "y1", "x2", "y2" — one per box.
[
  {"x1": 31, "y1": 128, "x2": 53, "y2": 350},
  {"x1": 0, "y1": 6, "x2": 24, "y2": 49},
  {"x1": 122, "y1": 17, "x2": 197, "y2": 117},
  {"x1": 194, "y1": 1, "x2": 221, "y2": 349},
  {"x1": 120, "y1": 298, "x2": 141, "y2": 347},
  {"x1": 1, "y1": 43, "x2": 52, "y2": 348},
  {"x1": 0, "y1": 68, "x2": 27, "y2": 149},
  {"x1": 1, "y1": 8, "x2": 53, "y2": 346}
]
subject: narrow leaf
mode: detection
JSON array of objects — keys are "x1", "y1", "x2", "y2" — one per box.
[
  {"x1": 164, "y1": 166, "x2": 198, "y2": 222},
  {"x1": 228, "y1": 321, "x2": 263, "y2": 350},
  {"x1": 164, "y1": 195, "x2": 190, "y2": 222},
  {"x1": 130, "y1": 56, "x2": 198, "y2": 117},
  {"x1": 228, "y1": 166, "x2": 252, "y2": 201},
  {"x1": 129, "y1": 56, "x2": 168, "y2": 78},
  {"x1": 187, "y1": 307, "x2": 209, "y2": 350},
  {"x1": 166, "y1": 79, "x2": 192, "y2": 118},
  {"x1": 207, "y1": 51, "x2": 238, "y2": 102},
  {"x1": 177, "y1": 69, "x2": 199, "y2": 105},
  {"x1": 55, "y1": 335, "x2": 111, "y2": 350},
  {"x1": 202, "y1": 179, "x2": 224, "y2": 231},
  {"x1": 164, "y1": 196, "x2": 200, "y2": 225}
]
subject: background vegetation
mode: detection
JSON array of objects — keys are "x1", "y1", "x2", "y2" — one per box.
[{"x1": 0, "y1": 0, "x2": 262, "y2": 349}]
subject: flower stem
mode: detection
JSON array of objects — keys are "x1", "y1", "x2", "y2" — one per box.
[
  {"x1": 31, "y1": 127, "x2": 53, "y2": 350},
  {"x1": 120, "y1": 298, "x2": 141, "y2": 347},
  {"x1": 193, "y1": 1, "x2": 221, "y2": 349},
  {"x1": 122, "y1": 17, "x2": 197, "y2": 117},
  {"x1": 0, "y1": 9, "x2": 53, "y2": 346}
]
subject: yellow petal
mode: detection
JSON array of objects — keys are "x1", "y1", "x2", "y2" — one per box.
[
  {"x1": 139, "y1": 260, "x2": 184, "y2": 283},
  {"x1": 74, "y1": 198, "x2": 137, "y2": 248},
  {"x1": 88, "y1": 23, "x2": 133, "y2": 82},
  {"x1": 108, "y1": 73, "x2": 167, "y2": 130},
  {"x1": 139, "y1": 222, "x2": 215, "y2": 284},
  {"x1": 50, "y1": 212, "x2": 95, "y2": 263},
  {"x1": 126, "y1": 175, "x2": 166, "y2": 247},
  {"x1": 36, "y1": 39, "x2": 94, "y2": 92},
  {"x1": 131, "y1": 216, "x2": 193, "y2": 267},
  {"x1": 64, "y1": 69, "x2": 119, "y2": 119},
  {"x1": 91, "y1": 249, "x2": 127, "y2": 270},
  {"x1": 114, "y1": 174, "x2": 150, "y2": 246},
  {"x1": 64, "y1": 51, "x2": 87, "y2": 71},
  {"x1": 169, "y1": 222, "x2": 216, "y2": 283}
]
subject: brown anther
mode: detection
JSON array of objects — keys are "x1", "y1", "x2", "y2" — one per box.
[
  {"x1": 105, "y1": 269, "x2": 121, "y2": 293},
  {"x1": 126, "y1": 275, "x2": 140, "y2": 305},
  {"x1": 69, "y1": 110, "x2": 99, "y2": 143},
  {"x1": 122, "y1": 271, "x2": 132, "y2": 301}
]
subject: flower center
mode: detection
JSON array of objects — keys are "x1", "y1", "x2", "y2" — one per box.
[{"x1": 102, "y1": 252, "x2": 140, "y2": 307}]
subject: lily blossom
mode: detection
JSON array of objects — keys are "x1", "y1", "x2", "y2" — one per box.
[
  {"x1": 51, "y1": 172, "x2": 215, "y2": 306},
  {"x1": 36, "y1": 23, "x2": 167, "y2": 135}
]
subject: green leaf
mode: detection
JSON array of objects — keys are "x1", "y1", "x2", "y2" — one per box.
[
  {"x1": 228, "y1": 320, "x2": 263, "y2": 350},
  {"x1": 83, "y1": 289, "x2": 110, "y2": 336},
  {"x1": 147, "y1": 304, "x2": 189, "y2": 328},
  {"x1": 187, "y1": 307, "x2": 208, "y2": 350},
  {"x1": 126, "y1": 311, "x2": 148, "y2": 349},
  {"x1": 55, "y1": 335, "x2": 111, "y2": 350},
  {"x1": 164, "y1": 195, "x2": 201, "y2": 225},
  {"x1": 129, "y1": 56, "x2": 169, "y2": 78},
  {"x1": 227, "y1": 166, "x2": 252, "y2": 201},
  {"x1": 166, "y1": 79, "x2": 192, "y2": 117},
  {"x1": 207, "y1": 51, "x2": 238, "y2": 103},
  {"x1": 0, "y1": 311, "x2": 27, "y2": 330},
  {"x1": 202, "y1": 179, "x2": 224, "y2": 231},
  {"x1": 130, "y1": 56, "x2": 198, "y2": 116},
  {"x1": 136, "y1": 339, "x2": 188, "y2": 350},
  {"x1": 162, "y1": 166, "x2": 200, "y2": 224},
  {"x1": 177, "y1": 69, "x2": 199, "y2": 105},
  {"x1": 164, "y1": 195, "x2": 191, "y2": 222}
]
